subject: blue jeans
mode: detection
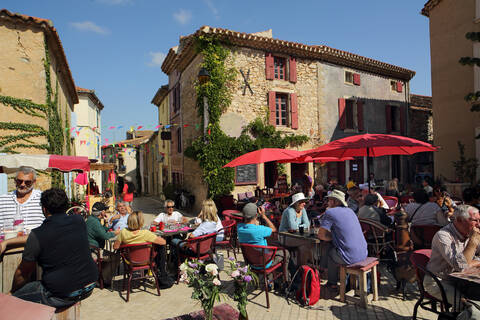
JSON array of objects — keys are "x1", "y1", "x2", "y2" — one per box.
[{"x1": 13, "y1": 281, "x2": 77, "y2": 308}]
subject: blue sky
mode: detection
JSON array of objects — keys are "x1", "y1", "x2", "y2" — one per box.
[{"x1": 2, "y1": 0, "x2": 431, "y2": 143}]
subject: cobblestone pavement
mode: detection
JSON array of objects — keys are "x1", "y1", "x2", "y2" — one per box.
[{"x1": 81, "y1": 197, "x2": 436, "y2": 320}]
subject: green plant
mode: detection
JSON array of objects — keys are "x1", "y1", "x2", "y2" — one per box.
[
  {"x1": 460, "y1": 32, "x2": 480, "y2": 113},
  {"x1": 226, "y1": 257, "x2": 258, "y2": 318},
  {"x1": 179, "y1": 259, "x2": 222, "y2": 320},
  {"x1": 162, "y1": 183, "x2": 177, "y2": 201},
  {"x1": 452, "y1": 141, "x2": 479, "y2": 184}
]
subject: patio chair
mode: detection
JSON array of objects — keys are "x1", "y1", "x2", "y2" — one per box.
[
  {"x1": 119, "y1": 242, "x2": 161, "y2": 302},
  {"x1": 409, "y1": 249, "x2": 454, "y2": 319},
  {"x1": 240, "y1": 243, "x2": 287, "y2": 309},
  {"x1": 246, "y1": 191, "x2": 254, "y2": 199},
  {"x1": 237, "y1": 193, "x2": 248, "y2": 201},
  {"x1": 222, "y1": 210, "x2": 244, "y2": 223},
  {"x1": 176, "y1": 233, "x2": 217, "y2": 283},
  {"x1": 215, "y1": 219, "x2": 237, "y2": 260},
  {"x1": 89, "y1": 245, "x2": 104, "y2": 289},
  {"x1": 383, "y1": 196, "x2": 398, "y2": 211},
  {"x1": 410, "y1": 225, "x2": 441, "y2": 250},
  {"x1": 359, "y1": 218, "x2": 395, "y2": 261}
]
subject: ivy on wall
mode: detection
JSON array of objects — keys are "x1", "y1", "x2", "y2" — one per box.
[
  {"x1": 0, "y1": 37, "x2": 67, "y2": 188},
  {"x1": 185, "y1": 36, "x2": 309, "y2": 198}
]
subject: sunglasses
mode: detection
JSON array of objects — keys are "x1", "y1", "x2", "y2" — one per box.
[
  {"x1": 166, "y1": 206, "x2": 175, "y2": 208},
  {"x1": 15, "y1": 179, "x2": 34, "y2": 187}
]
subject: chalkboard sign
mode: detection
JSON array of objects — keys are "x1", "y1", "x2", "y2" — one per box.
[{"x1": 235, "y1": 164, "x2": 257, "y2": 185}]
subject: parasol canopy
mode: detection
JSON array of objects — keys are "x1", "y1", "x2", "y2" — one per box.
[
  {"x1": 223, "y1": 148, "x2": 303, "y2": 168},
  {"x1": 277, "y1": 155, "x2": 354, "y2": 164},
  {"x1": 0, "y1": 154, "x2": 90, "y2": 173}
]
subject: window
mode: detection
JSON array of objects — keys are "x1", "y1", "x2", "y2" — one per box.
[
  {"x1": 274, "y1": 57, "x2": 286, "y2": 80},
  {"x1": 345, "y1": 99, "x2": 355, "y2": 129},
  {"x1": 391, "y1": 80, "x2": 403, "y2": 93},
  {"x1": 275, "y1": 93, "x2": 288, "y2": 126},
  {"x1": 390, "y1": 106, "x2": 400, "y2": 132},
  {"x1": 172, "y1": 83, "x2": 181, "y2": 114},
  {"x1": 386, "y1": 105, "x2": 405, "y2": 134},
  {"x1": 345, "y1": 71, "x2": 354, "y2": 84},
  {"x1": 177, "y1": 127, "x2": 182, "y2": 153}
]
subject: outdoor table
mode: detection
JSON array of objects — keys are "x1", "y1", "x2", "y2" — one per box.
[
  {"x1": 279, "y1": 230, "x2": 323, "y2": 270},
  {"x1": 449, "y1": 265, "x2": 480, "y2": 311}
]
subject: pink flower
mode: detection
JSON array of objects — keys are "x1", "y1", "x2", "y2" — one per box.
[
  {"x1": 213, "y1": 278, "x2": 221, "y2": 286},
  {"x1": 231, "y1": 270, "x2": 240, "y2": 278}
]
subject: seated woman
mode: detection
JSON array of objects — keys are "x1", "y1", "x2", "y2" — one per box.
[
  {"x1": 358, "y1": 193, "x2": 394, "y2": 227},
  {"x1": 113, "y1": 212, "x2": 172, "y2": 288},
  {"x1": 193, "y1": 199, "x2": 224, "y2": 242},
  {"x1": 405, "y1": 189, "x2": 448, "y2": 226}
]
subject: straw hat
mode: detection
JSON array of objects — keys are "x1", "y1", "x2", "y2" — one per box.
[
  {"x1": 325, "y1": 189, "x2": 348, "y2": 207},
  {"x1": 290, "y1": 193, "x2": 309, "y2": 207}
]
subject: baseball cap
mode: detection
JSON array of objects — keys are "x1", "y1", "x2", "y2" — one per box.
[
  {"x1": 242, "y1": 203, "x2": 258, "y2": 219},
  {"x1": 92, "y1": 202, "x2": 108, "y2": 212}
]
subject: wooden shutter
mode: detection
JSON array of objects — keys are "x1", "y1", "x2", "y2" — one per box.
[
  {"x1": 338, "y1": 98, "x2": 346, "y2": 130},
  {"x1": 265, "y1": 53, "x2": 274, "y2": 80},
  {"x1": 400, "y1": 105, "x2": 406, "y2": 135},
  {"x1": 268, "y1": 91, "x2": 276, "y2": 125},
  {"x1": 290, "y1": 93, "x2": 298, "y2": 129},
  {"x1": 289, "y1": 57, "x2": 297, "y2": 83},
  {"x1": 396, "y1": 81, "x2": 403, "y2": 93},
  {"x1": 357, "y1": 100, "x2": 364, "y2": 131},
  {"x1": 385, "y1": 105, "x2": 392, "y2": 133},
  {"x1": 353, "y1": 73, "x2": 361, "y2": 86}
]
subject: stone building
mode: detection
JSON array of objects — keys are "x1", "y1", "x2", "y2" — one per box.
[
  {"x1": 408, "y1": 94, "x2": 433, "y2": 184},
  {"x1": 0, "y1": 9, "x2": 78, "y2": 189},
  {"x1": 161, "y1": 26, "x2": 415, "y2": 210},
  {"x1": 151, "y1": 85, "x2": 172, "y2": 195},
  {"x1": 422, "y1": 0, "x2": 480, "y2": 181},
  {"x1": 73, "y1": 87, "x2": 104, "y2": 190}
]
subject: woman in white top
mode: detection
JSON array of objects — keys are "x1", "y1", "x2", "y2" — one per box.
[
  {"x1": 152, "y1": 199, "x2": 188, "y2": 225},
  {"x1": 193, "y1": 199, "x2": 224, "y2": 242}
]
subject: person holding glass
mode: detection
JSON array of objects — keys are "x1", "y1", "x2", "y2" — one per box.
[{"x1": 152, "y1": 199, "x2": 189, "y2": 226}]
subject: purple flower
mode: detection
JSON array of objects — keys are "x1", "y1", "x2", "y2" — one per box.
[
  {"x1": 243, "y1": 275, "x2": 252, "y2": 282},
  {"x1": 194, "y1": 270, "x2": 200, "y2": 274},
  {"x1": 228, "y1": 257, "x2": 235, "y2": 261},
  {"x1": 239, "y1": 267, "x2": 248, "y2": 273},
  {"x1": 188, "y1": 262, "x2": 198, "y2": 268}
]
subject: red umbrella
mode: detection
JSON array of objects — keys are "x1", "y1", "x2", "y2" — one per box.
[
  {"x1": 303, "y1": 134, "x2": 437, "y2": 158},
  {"x1": 223, "y1": 148, "x2": 303, "y2": 168},
  {"x1": 277, "y1": 155, "x2": 354, "y2": 164}
]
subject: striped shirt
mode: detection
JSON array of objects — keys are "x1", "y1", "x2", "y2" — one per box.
[{"x1": 0, "y1": 189, "x2": 45, "y2": 229}]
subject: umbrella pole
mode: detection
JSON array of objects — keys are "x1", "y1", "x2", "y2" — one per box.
[{"x1": 367, "y1": 148, "x2": 371, "y2": 191}]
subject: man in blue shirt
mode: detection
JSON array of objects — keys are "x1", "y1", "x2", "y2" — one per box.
[
  {"x1": 108, "y1": 201, "x2": 129, "y2": 230},
  {"x1": 318, "y1": 189, "x2": 367, "y2": 291}
]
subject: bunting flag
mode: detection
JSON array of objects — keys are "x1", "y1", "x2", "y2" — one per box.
[
  {"x1": 137, "y1": 126, "x2": 143, "y2": 130},
  {"x1": 92, "y1": 127, "x2": 97, "y2": 130},
  {"x1": 108, "y1": 126, "x2": 116, "y2": 129},
  {"x1": 165, "y1": 125, "x2": 171, "y2": 129},
  {"x1": 184, "y1": 124, "x2": 189, "y2": 127},
  {"x1": 75, "y1": 131, "x2": 80, "y2": 136},
  {"x1": 155, "y1": 125, "x2": 161, "y2": 129}
]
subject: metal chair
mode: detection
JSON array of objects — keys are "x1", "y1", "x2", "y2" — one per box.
[
  {"x1": 409, "y1": 249, "x2": 454, "y2": 319},
  {"x1": 215, "y1": 219, "x2": 237, "y2": 260},
  {"x1": 383, "y1": 196, "x2": 399, "y2": 211},
  {"x1": 240, "y1": 243, "x2": 287, "y2": 309},
  {"x1": 359, "y1": 218, "x2": 395, "y2": 260},
  {"x1": 119, "y1": 242, "x2": 161, "y2": 302},
  {"x1": 410, "y1": 225, "x2": 441, "y2": 250},
  {"x1": 176, "y1": 233, "x2": 217, "y2": 283}
]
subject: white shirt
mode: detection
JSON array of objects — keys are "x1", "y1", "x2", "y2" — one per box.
[
  {"x1": 153, "y1": 211, "x2": 184, "y2": 224},
  {"x1": 194, "y1": 215, "x2": 224, "y2": 240},
  {"x1": 0, "y1": 189, "x2": 44, "y2": 229}
]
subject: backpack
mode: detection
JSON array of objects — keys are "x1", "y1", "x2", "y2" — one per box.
[{"x1": 295, "y1": 265, "x2": 321, "y2": 306}]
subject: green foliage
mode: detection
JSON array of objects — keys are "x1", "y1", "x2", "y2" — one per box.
[
  {"x1": 0, "y1": 95, "x2": 47, "y2": 118},
  {"x1": 226, "y1": 258, "x2": 258, "y2": 317},
  {"x1": 185, "y1": 37, "x2": 309, "y2": 198},
  {"x1": 64, "y1": 109, "x2": 71, "y2": 155},
  {"x1": 0, "y1": 122, "x2": 49, "y2": 153},
  {"x1": 452, "y1": 141, "x2": 479, "y2": 185}
]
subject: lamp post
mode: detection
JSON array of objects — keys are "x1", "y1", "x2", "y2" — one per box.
[{"x1": 198, "y1": 68, "x2": 211, "y2": 138}]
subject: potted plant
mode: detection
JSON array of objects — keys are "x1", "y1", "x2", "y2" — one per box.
[
  {"x1": 226, "y1": 257, "x2": 258, "y2": 320},
  {"x1": 179, "y1": 259, "x2": 222, "y2": 320}
]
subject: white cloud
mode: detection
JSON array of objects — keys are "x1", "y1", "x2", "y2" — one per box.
[
  {"x1": 173, "y1": 9, "x2": 192, "y2": 25},
  {"x1": 148, "y1": 51, "x2": 166, "y2": 67},
  {"x1": 204, "y1": 0, "x2": 219, "y2": 18},
  {"x1": 70, "y1": 21, "x2": 110, "y2": 35},
  {"x1": 96, "y1": 0, "x2": 133, "y2": 5}
]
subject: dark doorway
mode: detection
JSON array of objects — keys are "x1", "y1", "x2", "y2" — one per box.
[
  {"x1": 349, "y1": 158, "x2": 364, "y2": 185},
  {"x1": 264, "y1": 161, "x2": 278, "y2": 188},
  {"x1": 392, "y1": 155, "x2": 401, "y2": 180},
  {"x1": 291, "y1": 163, "x2": 307, "y2": 187}
]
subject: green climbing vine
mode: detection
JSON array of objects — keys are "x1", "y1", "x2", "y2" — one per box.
[
  {"x1": 0, "y1": 37, "x2": 66, "y2": 187},
  {"x1": 185, "y1": 36, "x2": 309, "y2": 198}
]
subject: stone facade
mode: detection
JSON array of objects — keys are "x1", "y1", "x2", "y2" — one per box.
[
  {"x1": 162, "y1": 27, "x2": 416, "y2": 210},
  {"x1": 423, "y1": 0, "x2": 480, "y2": 181}
]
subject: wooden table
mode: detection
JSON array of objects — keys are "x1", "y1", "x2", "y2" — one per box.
[{"x1": 449, "y1": 265, "x2": 480, "y2": 310}]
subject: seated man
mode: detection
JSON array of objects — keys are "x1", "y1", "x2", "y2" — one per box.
[
  {"x1": 6, "y1": 188, "x2": 98, "y2": 308},
  {"x1": 317, "y1": 189, "x2": 368, "y2": 292},
  {"x1": 108, "y1": 201, "x2": 130, "y2": 231},
  {"x1": 425, "y1": 205, "x2": 480, "y2": 305},
  {"x1": 152, "y1": 199, "x2": 188, "y2": 225},
  {"x1": 358, "y1": 193, "x2": 394, "y2": 227},
  {"x1": 86, "y1": 202, "x2": 120, "y2": 285}
]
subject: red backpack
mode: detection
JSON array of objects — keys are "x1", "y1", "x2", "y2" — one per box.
[{"x1": 295, "y1": 265, "x2": 321, "y2": 306}]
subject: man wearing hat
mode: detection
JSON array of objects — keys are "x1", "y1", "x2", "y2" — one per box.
[
  {"x1": 85, "y1": 202, "x2": 120, "y2": 286},
  {"x1": 318, "y1": 189, "x2": 367, "y2": 292}
]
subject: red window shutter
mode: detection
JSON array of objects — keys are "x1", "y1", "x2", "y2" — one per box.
[
  {"x1": 400, "y1": 105, "x2": 406, "y2": 135},
  {"x1": 290, "y1": 93, "x2": 298, "y2": 129},
  {"x1": 268, "y1": 91, "x2": 276, "y2": 125},
  {"x1": 265, "y1": 53, "x2": 274, "y2": 80},
  {"x1": 396, "y1": 81, "x2": 403, "y2": 93},
  {"x1": 357, "y1": 100, "x2": 364, "y2": 131},
  {"x1": 385, "y1": 105, "x2": 392, "y2": 133},
  {"x1": 289, "y1": 57, "x2": 297, "y2": 83},
  {"x1": 338, "y1": 98, "x2": 346, "y2": 130},
  {"x1": 353, "y1": 73, "x2": 361, "y2": 86}
]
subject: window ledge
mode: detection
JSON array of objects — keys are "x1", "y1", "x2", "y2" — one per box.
[{"x1": 344, "y1": 128, "x2": 358, "y2": 133}]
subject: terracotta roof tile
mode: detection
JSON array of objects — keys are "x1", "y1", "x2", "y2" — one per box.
[
  {"x1": 421, "y1": 0, "x2": 443, "y2": 17},
  {"x1": 76, "y1": 86, "x2": 104, "y2": 110},
  {"x1": 162, "y1": 26, "x2": 415, "y2": 80},
  {"x1": 0, "y1": 9, "x2": 78, "y2": 104}
]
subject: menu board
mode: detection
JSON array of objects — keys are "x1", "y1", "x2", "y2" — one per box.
[{"x1": 235, "y1": 164, "x2": 257, "y2": 185}]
